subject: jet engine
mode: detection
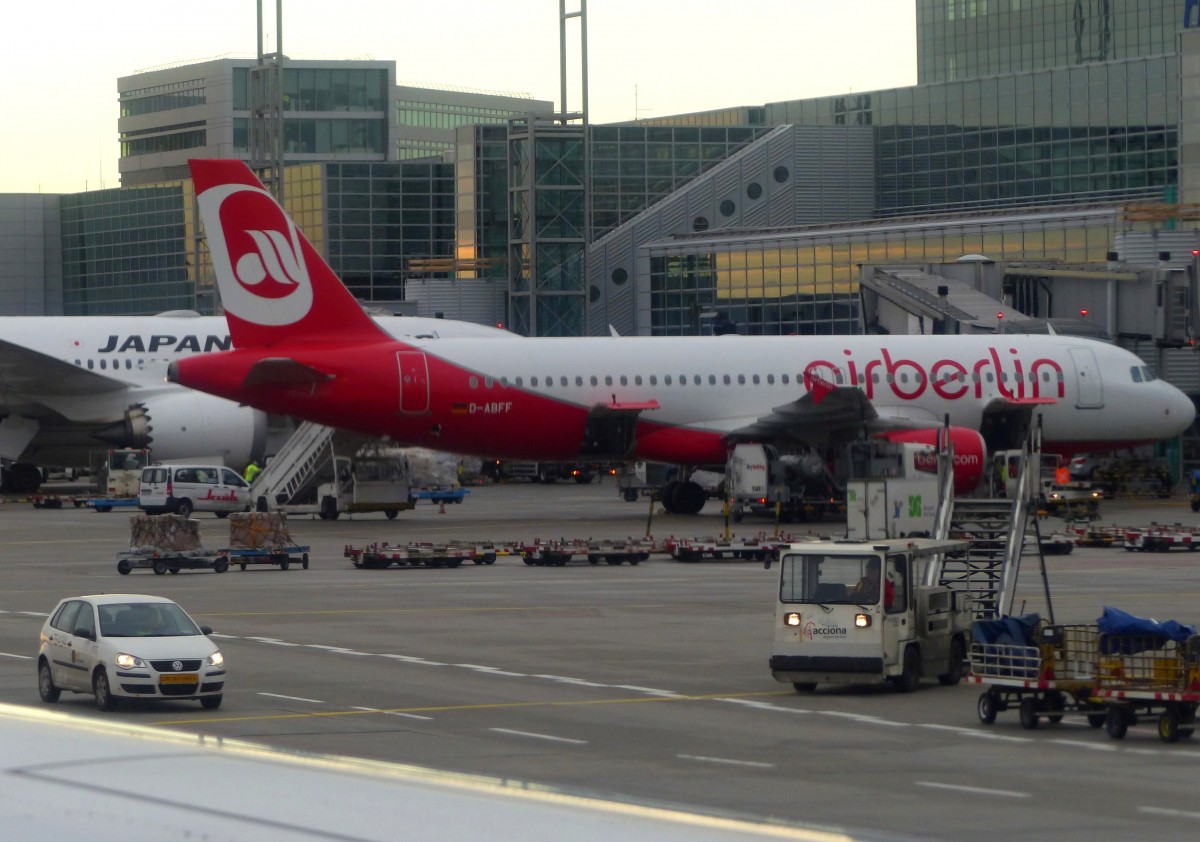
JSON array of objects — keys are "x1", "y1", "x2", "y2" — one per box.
[
  {"x1": 873, "y1": 426, "x2": 987, "y2": 494},
  {"x1": 94, "y1": 392, "x2": 268, "y2": 469}
]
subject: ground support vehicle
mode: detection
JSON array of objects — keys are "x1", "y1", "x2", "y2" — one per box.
[
  {"x1": 769, "y1": 538, "x2": 973, "y2": 692},
  {"x1": 968, "y1": 622, "x2": 1105, "y2": 729},
  {"x1": 117, "y1": 549, "x2": 229, "y2": 575},
  {"x1": 520, "y1": 538, "x2": 653, "y2": 566},
  {"x1": 227, "y1": 546, "x2": 310, "y2": 571},
  {"x1": 486, "y1": 460, "x2": 598, "y2": 484},
  {"x1": 1065, "y1": 524, "x2": 1127, "y2": 548},
  {"x1": 1091, "y1": 633, "x2": 1200, "y2": 742},
  {"x1": 663, "y1": 534, "x2": 805, "y2": 563},
  {"x1": 1123, "y1": 525, "x2": 1200, "y2": 552},
  {"x1": 409, "y1": 488, "x2": 469, "y2": 505},
  {"x1": 86, "y1": 497, "x2": 141, "y2": 513},
  {"x1": 344, "y1": 541, "x2": 507, "y2": 569},
  {"x1": 1038, "y1": 484, "x2": 1102, "y2": 520},
  {"x1": 30, "y1": 494, "x2": 74, "y2": 509}
]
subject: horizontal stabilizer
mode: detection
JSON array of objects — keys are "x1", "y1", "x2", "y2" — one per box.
[{"x1": 241, "y1": 357, "x2": 334, "y2": 389}]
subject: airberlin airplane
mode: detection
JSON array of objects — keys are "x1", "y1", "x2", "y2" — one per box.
[{"x1": 170, "y1": 159, "x2": 1196, "y2": 514}]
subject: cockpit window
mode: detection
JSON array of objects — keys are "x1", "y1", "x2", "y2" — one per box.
[
  {"x1": 1131, "y1": 366, "x2": 1142, "y2": 383},
  {"x1": 1131, "y1": 365, "x2": 1157, "y2": 383}
]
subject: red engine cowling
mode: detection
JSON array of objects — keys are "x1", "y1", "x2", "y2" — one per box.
[{"x1": 873, "y1": 427, "x2": 987, "y2": 494}]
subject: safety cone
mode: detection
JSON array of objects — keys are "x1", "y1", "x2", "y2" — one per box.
[{"x1": 438, "y1": 500, "x2": 447, "y2": 514}]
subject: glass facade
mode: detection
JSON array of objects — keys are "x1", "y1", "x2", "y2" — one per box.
[
  {"x1": 324, "y1": 161, "x2": 455, "y2": 303},
  {"x1": 917, "y1": 0, "x2": 1178, "y2": 83},
  {"x1": 61, "y1": 185, "x2": 192, "y2": 315},
  {"x1": 224, "y1": 66, "x2": 389, "y2": 156},
  {"x1": 646, "y1": 212, "x2": 1115, "y2": 336},
  {"x1": 590, "y1": 125, "x2": 768, "y2": 235},
  {"x1": 771, "y1": 55, "x2": 1176, "y2": 216},
  {"x1": 119, "y1": 80, "x2": 205, "y2": 117}
]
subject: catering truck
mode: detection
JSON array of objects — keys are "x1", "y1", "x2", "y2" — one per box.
[{"x1": 768, "y1": 537, "x2": 972, "y2": 692}]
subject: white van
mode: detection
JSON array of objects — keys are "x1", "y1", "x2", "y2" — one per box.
[{"x1": 138, "y1": 465, "x2": 251, "y2": 518}]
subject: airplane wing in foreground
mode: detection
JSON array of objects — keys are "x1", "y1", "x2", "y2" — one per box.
[
  {"x1": 725, "y1": 385, "x2": 883, "y2": 446},
  {"x1": 0, "y1": 337, "x2": 129, "y2": 400}
]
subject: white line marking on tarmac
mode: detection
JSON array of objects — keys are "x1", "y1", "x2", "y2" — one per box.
[
  {"x1": 615, "y1": 685, "x2": 682, "y2": 697},
  {"x1": 1139, "y1": 806, "x2": 1200, "y2": 821},
  {"x1": 1048, "y1": 739, "x2": 1118, "y2": 751},
  {"x1": 678, "y1": 754, "x2": 775, "y2": 769},
  {"x1": 916, "y1": 781, "x2": 1030, "y2": 799},
  {"x1": 490, "y1": 728, "x2": 587, "y2": 745},
  {"x1": 820, "y1": 711, "x2": 909, "y2": 727},
  {"x1": 0, "y1": 651, "x2": 32, "y2": 659},
  {"x1": 919, "y1": 724, "x2": 1034, "y2": 743},
  {"x1": 305, "y1": 645, "x2": 370, "y2": 656},
  {"x1": 352, "y1": 706, "x2": 433, "y2": 721},
  {"x1": 244, "y1": 637, "x2": 300, "y2": 647},
  {"x1": 259, "y1": 692, "x2": 324, "y2": 704},
  {"x1": 455, "y1": 664, "x2": 527, "y2": 677},
  {"x1": 531, "y1": 674, "x2": 609, "y2": 688},
  {"x1": 378, "y1": 654, "x2": 447, "y2": 666},
  {"x1": 716, "y1": 698, "x2": 811, "y2": 713}
]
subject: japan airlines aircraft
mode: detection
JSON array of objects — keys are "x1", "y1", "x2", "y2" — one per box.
[
  {"x1": 0, "y1": 313, "x2": 513, "y2": 493},
  {"x1": 170, "y1": 159, "x2": 1196, "y2": 514}
]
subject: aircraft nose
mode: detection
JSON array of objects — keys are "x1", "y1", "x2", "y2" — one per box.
[{"x1": 1166, "y1": 385, "x2": 1196, "y2": 434}]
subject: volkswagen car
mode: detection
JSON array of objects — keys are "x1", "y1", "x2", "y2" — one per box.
[{"x1": 37, "y1": 594, "x2": 225, "y2": 710}]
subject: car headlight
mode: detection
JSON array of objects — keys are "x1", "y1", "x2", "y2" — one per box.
[
  {"x1": 207, "y1": 651, "x2": 224, "y2": 667},
  {"x1": 783, "y1": 612, "x2": 802, "y2": 627},
  {"x1": 854, "y1": 613, "x2": 872, "y2": 628},
  {"x1": 115, "y1": 652, "x2": 145, "y2": 669}
]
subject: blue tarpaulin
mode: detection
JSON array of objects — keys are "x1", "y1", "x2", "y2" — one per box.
[
  {"x1": 1097, "y1": 606, "x2": 1196, "y2": 654},
  {"x1": 971, "y1": 613, "x2": 1041, "y2": 648}
]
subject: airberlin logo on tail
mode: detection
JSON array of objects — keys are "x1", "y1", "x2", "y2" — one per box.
[{"x1": 196, "y1": 183, "x2": 313, "y2": 326}]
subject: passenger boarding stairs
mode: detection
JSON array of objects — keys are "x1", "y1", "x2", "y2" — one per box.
[
  {"x1": 249, "y1": 421, "x2": 366, "y2": 510},
  {"x1": 932, "y1": 435, "x2": 1049, "y2": 621}
]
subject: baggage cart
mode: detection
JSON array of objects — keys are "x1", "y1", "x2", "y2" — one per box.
[
  {"x1": 1090, "y1": 633, "x2": 1200, "y2": 742},
  {"x1": 968, "y1": 622, "x2": 1106, "y2": 729},
  {"x1": 116, "y1": 550, "x2": 229, "y2": 575},
  {"x1": 520, "y1": 538, "x2": 653, "y2": 566},
  {"x1": 345, "y1": 541, "x2": 505, "y2": 569},
  {"x1": 227, "y1": 546, "x2": 310, "y2": 570}
]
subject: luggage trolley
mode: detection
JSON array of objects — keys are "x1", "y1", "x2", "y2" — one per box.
[
  {"x1": 1091, "y1": 633, "x2": 1200, "y2": 742},
  {"x1": 969, "y1": 621, "x2": 1106, "y2": 730}
]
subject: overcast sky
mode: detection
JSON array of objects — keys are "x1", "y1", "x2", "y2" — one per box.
[{"x1": 0, "y1": 1, "x2": 916, "y2": 193}]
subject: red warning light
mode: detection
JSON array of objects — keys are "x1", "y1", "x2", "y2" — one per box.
[
  {"x1": 1080, "y1": 309, "x2": 1088, "y2": 318},
  {"x1": 996, "y1": 312, "x2": 1004, "y2": 320}
]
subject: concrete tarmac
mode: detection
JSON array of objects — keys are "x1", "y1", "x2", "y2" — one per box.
[{"x1": 2, "y1": 481, "x2": 1200, "y2": 841}]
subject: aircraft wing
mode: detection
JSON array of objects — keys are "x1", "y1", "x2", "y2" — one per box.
[
  {"x1": 0, "y1": 337, "x2": 129, "y2": 399},
  {"x1": 725, "y1": 385, "x2": 883, "y2": 446}
]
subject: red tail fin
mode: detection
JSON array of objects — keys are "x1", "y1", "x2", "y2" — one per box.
[{"x1": 189, "y1": 159, "x2": 389, "y2": 349}]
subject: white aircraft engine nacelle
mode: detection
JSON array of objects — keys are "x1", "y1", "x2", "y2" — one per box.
[{"x1": 115, "y1": 393, "x2": 267, "y2": 469}]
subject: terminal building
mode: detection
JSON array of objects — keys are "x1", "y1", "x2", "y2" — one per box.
[{"x1": 3, "y1": 1, "x2": 1200, "y2": 396}]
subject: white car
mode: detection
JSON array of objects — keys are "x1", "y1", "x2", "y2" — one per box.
[{"x1": 37, "y1": 594, "x2": 225, "y2": 711}]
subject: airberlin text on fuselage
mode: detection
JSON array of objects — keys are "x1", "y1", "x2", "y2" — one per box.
[
  {"x1": 97, "y1": 335, "x2": 231, "y2": 354},
  {"x1": 807, "y1": 346, "x2": 1066, "y2": 402}
]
